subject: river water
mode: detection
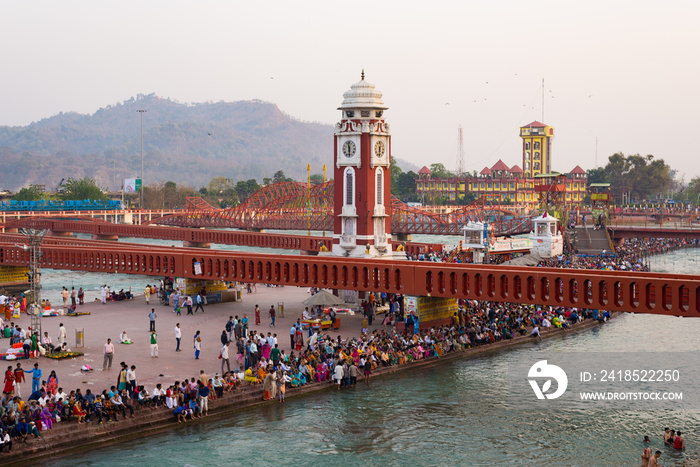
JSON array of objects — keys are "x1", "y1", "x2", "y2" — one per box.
[{"x1": 35, "y1": 236, "x2": 700, "y2": 466}]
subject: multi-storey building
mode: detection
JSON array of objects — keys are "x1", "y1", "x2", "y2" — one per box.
[{"x1": 415, "y1": 121, "x2": 587, "y2": 209}]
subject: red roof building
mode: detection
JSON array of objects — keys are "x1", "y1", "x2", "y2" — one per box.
[{"x1": 414, "y1": 121, "x2": 586, "y2": 207}]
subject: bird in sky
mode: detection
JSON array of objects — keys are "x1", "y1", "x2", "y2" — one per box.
[{"x1": 207, "y1": 133, "x2": 212, "y2": 136}]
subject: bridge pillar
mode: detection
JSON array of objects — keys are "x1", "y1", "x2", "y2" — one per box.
[
  {"x1": 3, "y1": 228, "x2": 18, "y2": 234},
  {"x1": 92, "y1": 234, "x2": 119, "y2": 241},
  {"x1": 48, "y1": 231, "x2": 74, "y2": 237},
  {"x1": 250, "y1": 228, "x2": 266, "y2": 233},
  {"x1": 183, "y1": 241, "x2": 211, "y2": 248},
  {"x1": 392, "y1": 233, "x2": 413, "y2": 242}
]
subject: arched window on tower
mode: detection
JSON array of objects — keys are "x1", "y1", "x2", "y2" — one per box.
[
  {"x1": 376, "y1": 168, "x2": 384, "y2": 205},
  {"x1": 525, "y1": 142, "x2": 530, "y2": 150},
  {"x1": 345, "y1": 168, "x2": 354, "y2": 206}
]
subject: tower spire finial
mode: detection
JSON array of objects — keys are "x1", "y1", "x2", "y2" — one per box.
[{"x1": 361, "y1": 69, "x2": 365, "y2": 80}]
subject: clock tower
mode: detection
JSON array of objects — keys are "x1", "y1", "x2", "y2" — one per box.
[{"x1": 332, "y1": 72, "x2": 394, "y2": 257}]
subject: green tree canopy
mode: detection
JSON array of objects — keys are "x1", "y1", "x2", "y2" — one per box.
[
  {"x1": 235, "y1": 179, "x2": 261, "y2": 202},
  {"x1": 586, "y1": 153, "x2": 672, "y2": 202},
  {"x1": 205, "y1": 176, "x2": 238, "y2": 207},
  {"x1": 59, "y1": 177, "x2": 107, "y2": 200},
  {"x1": 12, "y1": 185, "x2": 44, "y2": 201},
  {"x1": 272, "y1": 170, "x2": 293, "y2": 183},
  {"x1": 429, "y1": 163, "x2": 454, "y2": 179}
]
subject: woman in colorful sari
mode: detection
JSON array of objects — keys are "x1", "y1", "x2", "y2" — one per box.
[
  {"x1": 315, "y1": 362, "x2": 329, "y2": 382},
  {"x1": 244, "y1": 368, "x2": 259, "y2": 384},
  {"x1": 294, "y1": 329, "x2": 304, "y2": 351},
  {"x1": 261, "y1": 341, "x2": 271, "y2": 361},
  {"x1": 2, "y1": 366, "x2": 14, "y2": 396},
  {"x1": 305, "y1": 361, "x2": 316, "y2": 382},
  {"x1": 257, "y1": 364, "x2": 268, "y2": 382},
  {"x1": 262, "y1": 372, "x2": 273, "y2": 400},
  {"x1": 39, "y1": 406, "x2": 54, "y2": 430},
  {"x1": 47, "y1": 371, "x2": 58, "y2": 396}
]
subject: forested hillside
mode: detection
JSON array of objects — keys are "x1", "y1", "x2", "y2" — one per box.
[{"x1": 0, "y1": 94, "x2": 337, "y2": 191}]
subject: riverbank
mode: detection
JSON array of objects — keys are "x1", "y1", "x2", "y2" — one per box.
[{"x1": 9, "y1": 304, "x2": 617, "y2": 466}]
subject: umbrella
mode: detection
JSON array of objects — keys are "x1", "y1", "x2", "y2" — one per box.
[{"x1": 303, "y1": 290, "x2": 346, "y2": 307}]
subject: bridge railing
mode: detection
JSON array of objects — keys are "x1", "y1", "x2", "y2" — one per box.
[{"x1": 1, "y1": 242, "x2": 698, "y2": 317}]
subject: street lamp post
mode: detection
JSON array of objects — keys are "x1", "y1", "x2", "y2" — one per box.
[
  {"x1": 307, "y1": 163, "x2": 311, "y2": 236},
  {"x1": 19, "y1": 228, "x2": 48, "y2": 340},
  {"x1": 322, "y1": 163, "x2": 327, "y2": 237},
  {"x1": 137, "y1": 109, "x2": 147, "y2": 211}
]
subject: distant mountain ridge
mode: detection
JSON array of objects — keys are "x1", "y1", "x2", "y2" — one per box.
[{"x1": 0, "y1": 93, "x2": 416, "y2": 192}]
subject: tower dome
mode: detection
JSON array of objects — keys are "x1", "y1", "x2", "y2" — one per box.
[{"x1": 338, "y1": 71, "x2": 388, "y2": 110}]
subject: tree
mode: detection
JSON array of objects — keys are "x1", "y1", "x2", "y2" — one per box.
[
  {"x1": 396, "y1": 172, "x2": 418, "y2": 201},
  {"x1": 205, "y1": 176, "x2": 238, "y2": 207},
  {"x1": 679, "y1": 177, "x2": 700, "y2": 205},
  {"x1": 310, "y1": 174, "x2": 324, "y2": 184},
  {"x1": 456, "y1": 192, "x2": 478, "y2": 205},
  {"x1": 143, "y1": 181, "x2": 197, "y2": 209},
  {"x1": 391, "y1": 156, "x2": 403, "y2": 188},
  {"x1": 588, "y1": 153, "x2": 672, "y2": 203},
  {"x1": 59, "y1": 178, "x2": 107, "y2": 201},
  {"x1": 429, "y1": 163, "x2": 453, "y2": 179},
  {"x1": 235, "y1": 179, "x2": 261, "y2": 202},
  {"x1": 272, "y1": 170, "x2": 293, "y2": 183},
  {"x1": 207, "y1": 176, "x2": 233, "y2": 194},
  {"x1": 12, "y1": 185, "x2": 44, "y2": 201}
]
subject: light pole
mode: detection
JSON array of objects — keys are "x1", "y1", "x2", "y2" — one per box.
[
  {"x1": 18, "y1": 228, "x2": 48, "y2": 340},
  {"x1": 307, "y1": 163, "x2": 311, "y2": 236},
  {"x1": 322, "y1": 163, "x2": 327, "y2": 237},
  {"x1": 137, "y1": 109, "x2": 147, "y2": 210}
]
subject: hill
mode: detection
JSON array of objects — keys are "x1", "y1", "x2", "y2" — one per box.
[{"x1": 0, "y1": 94, "x2": 415, "y2": 192}]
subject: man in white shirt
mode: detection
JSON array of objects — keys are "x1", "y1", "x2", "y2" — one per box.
[
  {"x1": 151, "y1": 384, "x2": 164, "y2": 407},
  {"x1": 58, "y1": 323, "x2": 67, "y2": 348},
  {"x1": 103, "y1": 338, "x2": 115, "y2": 371},
  {"x1": 127, "y1": 365, "x2": 137, "y2": 395},
  {"x1": 56, "y1": 388, "x2": 68, "y2": 402},
  {"x1": 174, "y1": 323, "x2": 182, "y2": 352},
  {"x1": 220, "y1": 341, "x2": 231, "y2": 374}
]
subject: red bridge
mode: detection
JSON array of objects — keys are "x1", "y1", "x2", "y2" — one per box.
[
  {"x1": 3, "y1": 219, "x2": 443, "y2": 257},
  {"x1": 146, "y1": 181, "x2": 533, "y2": 236},
  {"x1": 1, "y1": 236, "x2": 699, "y2": 318}
]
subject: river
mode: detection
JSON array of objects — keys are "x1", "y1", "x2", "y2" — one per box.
[{"x1": 35, "y1": 236, "x2": 700, "y2": 466}]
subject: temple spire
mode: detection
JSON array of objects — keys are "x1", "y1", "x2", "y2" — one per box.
[{"x1": 361, "y1": 69, "x2": 365, "y2": 80}]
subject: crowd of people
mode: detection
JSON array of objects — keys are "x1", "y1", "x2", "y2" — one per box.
[{"x1": 0, "y1": 282, "x2": 602, "y2": 455}]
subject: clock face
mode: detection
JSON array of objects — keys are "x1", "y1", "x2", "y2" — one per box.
[
  {"x1": 374, "y1": 140, "x2": 385, "y2": 158},
  {"x1": 342, "y1": 140, "x2": 356, "y2": 158}
]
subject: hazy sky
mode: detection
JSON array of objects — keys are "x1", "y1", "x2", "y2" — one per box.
[{"x1": 2, "y1": 1, "x2": 699, "y2": 181}]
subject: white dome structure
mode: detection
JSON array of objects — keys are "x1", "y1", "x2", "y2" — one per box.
[{"x1": 338, "y1": 71, "x2": 388, "y2": 110}]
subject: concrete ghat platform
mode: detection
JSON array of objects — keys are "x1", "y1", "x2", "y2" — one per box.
[{"x1": 10, "y1": 312, "x2": 618, "y2": 465}]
